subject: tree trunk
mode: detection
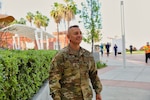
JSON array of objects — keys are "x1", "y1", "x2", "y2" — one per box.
[{"x1": 57, "y1": 23, "x2": 60, "y2": 50}]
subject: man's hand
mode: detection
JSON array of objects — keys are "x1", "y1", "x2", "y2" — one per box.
[{"x1": 96, "y1": 94, "x2": 102, "y2": 100}]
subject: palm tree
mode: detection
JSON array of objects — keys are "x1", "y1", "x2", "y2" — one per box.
[
  {"x1": 62, "y1": 0, "x2": 78, "y2": 46},
  {"x1": 63, "y1": 0, "x2": 77, "y2": 28},
  {"x1": 18, "y1": 18, "x2": 26, "y2": 24},
  {"x1": 10, "y1": 18, "x2": 26, "y2": 25},
  {"x1": 50, "y1": 3, "x2": 63, "y2": 50},
  {"x1": 26, "y1": 12, "x2": 34, "y2": 26},
  {"x1": 41, "y1": 15, "x2": 49, "y2": 31},
  {"x1": 34, "y1": 11, "x2": 43, "y2": 28}
]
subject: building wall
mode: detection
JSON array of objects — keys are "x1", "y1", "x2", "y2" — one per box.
[{"x1": 0, "y1": 30, "x2": 69, "y2": 50}]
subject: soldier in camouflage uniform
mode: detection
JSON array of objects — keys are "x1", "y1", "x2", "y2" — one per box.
[{"x1": 49, "y1": 25, "x2": 102, "y2": 100}]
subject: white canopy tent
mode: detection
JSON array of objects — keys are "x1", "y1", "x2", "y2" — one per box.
[{"x1": 0, "y1": 24, "x2": 55, "y2": 50}]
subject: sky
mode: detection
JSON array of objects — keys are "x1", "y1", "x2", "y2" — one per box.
[
  {"x1": 100, "y1": 0, "x2": 150, "y2": 50},
  {"x1": 1, "y1": 0, "x2": 150, "y2": 50}
]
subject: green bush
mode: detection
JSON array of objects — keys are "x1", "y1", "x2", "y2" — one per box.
[
  {"x1": 0, "y1": 50, "x2": 57, "y2": 100},
  {"x1": 96, "y1": 61, "x2": 107, "y2": 69}
]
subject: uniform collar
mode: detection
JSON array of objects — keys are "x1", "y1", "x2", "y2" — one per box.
[{"x1": 67, "y1": 44, "x2": 85, "y2": 56}]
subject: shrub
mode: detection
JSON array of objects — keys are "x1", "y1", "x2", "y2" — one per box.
[
  {"x1": 0, "y1": 50, "x2": 57, "y2": 100},
  {"x1": 96, "y1": 61, "x2": 107, "y2": 69}
]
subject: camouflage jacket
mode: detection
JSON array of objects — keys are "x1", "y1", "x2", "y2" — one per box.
[{"x1": 49, "y1": 45, "x2": 102, "y2": 100}]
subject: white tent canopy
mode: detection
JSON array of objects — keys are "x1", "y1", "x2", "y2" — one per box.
[
  {"x1": 0, "y1": 24, "x2": 54, "y2": 39},
  {"x1": 0, "y1": 24, "x2": 55, "y2": 50}
]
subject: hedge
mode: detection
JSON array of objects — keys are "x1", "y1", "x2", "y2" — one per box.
[{"x1": 0, "y1": 50, "x2": 57, "y2": 100}]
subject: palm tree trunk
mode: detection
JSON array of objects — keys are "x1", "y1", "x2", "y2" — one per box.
[
  {"x1": 64, "y1": 21, "x2": 70, "y2": 47},
  {"x1": 30, "y1": 22, "x2": 32, "y2": 26},
  {"x1": 57, "y1": 23, "x2": 60, "y2": 50}
]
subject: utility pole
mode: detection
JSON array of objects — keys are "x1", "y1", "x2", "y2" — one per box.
[{"x1": 120, "y1": 1, "x2": 126, "y2": 68}]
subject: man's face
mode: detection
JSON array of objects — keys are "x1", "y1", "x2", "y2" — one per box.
[{"x1": 68, "y1": 27, "x2": 82, "y2": 45}]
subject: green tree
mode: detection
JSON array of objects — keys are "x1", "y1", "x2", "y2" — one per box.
[
  {"x1": 80, "y1": 0, "x2": 102, "y2": 53},
  {"x1": 63, "y1": 0, "x2": 77, "y2": 28},
  {"x1": 26, "y1": 12, "x2": 34, "y2": 26},
  {"x1": 50, "y1": 0, "x2": 79, "y2": 48},
  {"x1": 18, "y1": 18, "x2": 26, "y2": 24},
  {"x1": 11, "y1": 18, "x2": 26, "y2": 25},
  {"x1": 41, "y1": 15, "x2": 49, "y2": 31},
  {"x1": 26, "y1": 11, "x2": 49, "y2": 30},
  {"x1": 62, "y1": 0, "x2": 78, "y2": 46},
  {"x1": 34, "y1": 11, "x2": 43, "y2": 28},
  {"x1": 50, "y1": 2, "x2": 64, "y2": 50}
]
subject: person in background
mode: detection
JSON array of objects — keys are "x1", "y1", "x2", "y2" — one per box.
[
  {"x1": 143, "y1": 42, "x2": 150, "y2": 63},
  {"x1": 105, "y1": 42, "x2": 111, "y2": 57},
  {"x1": 129, "y1": 45, "x2": 133, "y2": 54},
  {"x1": 49, "y1": 25, "x2": 102, "y2": 100},
  {"x1": 114, "y1": 44, "x2": 118, "y2": 57},
  {"x1": 100, "y1": 43, "x2": 104, "y2": 57}
]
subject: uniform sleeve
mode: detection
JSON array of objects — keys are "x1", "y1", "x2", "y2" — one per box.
[
  {"x1": 49, "y1": 54, "x2": 63, "y2": 100},
  {"x1": 89, "y1": 56, "x2": 102, "y2": 94}
]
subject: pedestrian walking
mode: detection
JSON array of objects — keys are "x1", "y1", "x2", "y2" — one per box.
[
  {"x1": 143, "y1": 42, "x2": 150, "y2": 63},
  {"x1": 105, "y1": 42, "x2": 110, "y2": 57},
  {"x1": 114, "y1": 44, "x2": 118, "y2": 56},
  {"x1": 100, "y1": 43, "x2": 104, "y2": 57},
  {"x1": 129, "y1": 45, "x2": 133, "y2": 54}
]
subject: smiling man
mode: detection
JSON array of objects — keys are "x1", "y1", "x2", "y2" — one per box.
[{"x1": 49, "y1": 25, "x2": 102, "y2": 100}]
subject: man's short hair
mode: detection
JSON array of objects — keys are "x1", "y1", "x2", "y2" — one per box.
[
  {"x1": 67, "y1": 25, "x2": 80, "y2": 35},
  {"x1": 68, "y1": 25, "x2": 79, "y2": 30}
]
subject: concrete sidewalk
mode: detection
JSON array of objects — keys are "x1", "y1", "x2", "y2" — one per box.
[{"x1": 97, "y1": 54, "x2": 150, "y2": 100}]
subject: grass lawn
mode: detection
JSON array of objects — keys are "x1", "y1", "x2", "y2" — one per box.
[
  {"x1": 126, "y1": 50, "x2": 145, "y2": 54},
  {"x1": 96, "y1": 50, "x2": 145, "y2": 69}
]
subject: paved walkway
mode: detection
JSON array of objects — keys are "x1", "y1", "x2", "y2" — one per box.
[
  {"x1": 97, "y1": 53, "x2": 150, "y2": 100},
  {"x1": 49, "y1": 53, "x2": 150, "y2": 100}
]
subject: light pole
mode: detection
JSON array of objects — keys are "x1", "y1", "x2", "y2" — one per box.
[{"x1": 120, "y1": 1, "x2": 126, "y2": 68}]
